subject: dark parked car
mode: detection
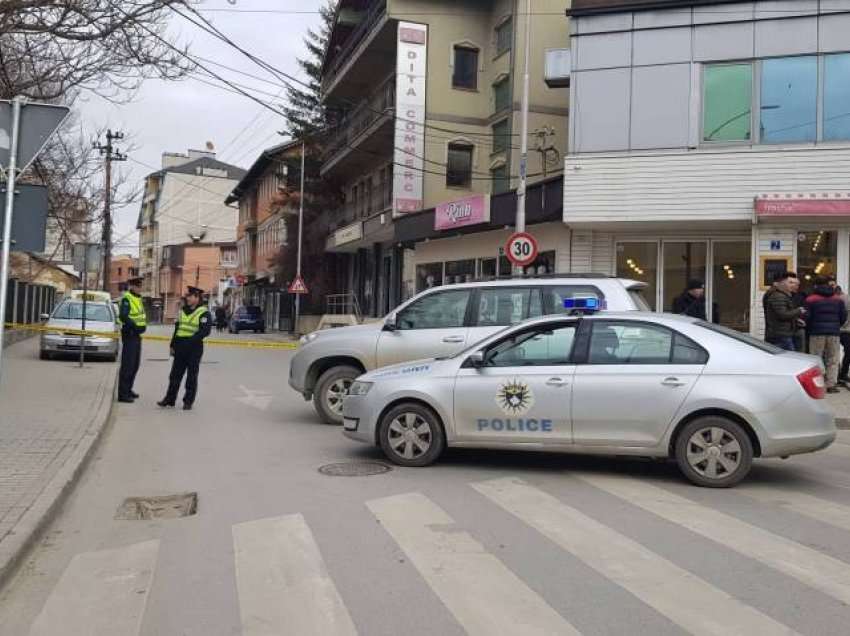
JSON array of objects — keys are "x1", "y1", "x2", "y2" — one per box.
[{"x1": 229, "y1": 306, "x2": 265, "y2": 334}]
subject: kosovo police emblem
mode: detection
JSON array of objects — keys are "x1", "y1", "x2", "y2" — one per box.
[{"x1": 496, "y1": 379, "x2": 535, "y2": 415}]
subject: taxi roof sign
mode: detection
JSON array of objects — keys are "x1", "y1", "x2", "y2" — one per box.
[{"x1": 69, "y1": 290, "x2": 111, "y2": 303}]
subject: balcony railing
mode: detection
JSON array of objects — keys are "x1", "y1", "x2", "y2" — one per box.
[
  {"x1": 324, "y1": 0, "x2": 388, "y2": 87},
  {"x1": 324, "y1": 75, "x2": 395, "y2": 163}
]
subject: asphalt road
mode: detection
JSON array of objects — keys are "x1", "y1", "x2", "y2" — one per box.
[{"x1": 3, "y1": 330, "x2": 850, "y2": 635}]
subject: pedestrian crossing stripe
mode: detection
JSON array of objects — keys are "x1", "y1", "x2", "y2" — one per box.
[{"x1": 23, "y1": 478, "x2": 850, "y2": 635}]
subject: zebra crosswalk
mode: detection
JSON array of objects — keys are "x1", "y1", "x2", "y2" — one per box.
[{"x1": 23, "y1": 473, "x2": 850, "y2": 636}]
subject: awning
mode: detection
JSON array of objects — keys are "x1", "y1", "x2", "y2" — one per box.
[{"x1": 755, "y1": 193, "x2": 850, "y2": 217}]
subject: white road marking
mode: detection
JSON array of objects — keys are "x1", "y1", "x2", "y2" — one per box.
[
  {"x1": 581, "y1": 473, "x2": 850, "y2": 605},
  {"x1": 29, "y1": 539, "x2": 159, "y2": 636},
  {"x1": 232, "y1": 513, "x2": 357, "y2": 636},
  {"x1": 737, "y1": 484, "x2": 850, "y2": 532},
  {"x1": 367, "y1": 492, "x2": 580, "y2": 636},
  {"x1": 474, "y1": 478, "x2": 795, "y2": 636},
  {"x1": 235, "y1": 385, "x2": 273, "y2": 411}
]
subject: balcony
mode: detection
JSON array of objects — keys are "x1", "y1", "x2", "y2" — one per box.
[
  {"x1": 322, "y1": 0, "x2": 393, "y2": 99},
  {"x1": 322, "y1": 75, "x2": 395, "y2": 178}
]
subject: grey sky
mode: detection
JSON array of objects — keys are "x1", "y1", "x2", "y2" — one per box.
[{"x1": 78, "y1": 0, "x2": 325, "y2": 255}]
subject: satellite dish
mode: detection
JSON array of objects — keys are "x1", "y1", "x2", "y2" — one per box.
[{"x1": 205, "y1": 141, "x2": 215, "y2": 151}]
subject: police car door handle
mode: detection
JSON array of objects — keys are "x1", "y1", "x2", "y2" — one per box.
[
  {"x1": 442, "y1": 335, "x2": 465, "y2": 343},
  {"x1": 661, "y1": 377, "x2": 685, "y2": 387},
  {"x1": 546, "y1": 377, "x2": 568, "y2": 387}
]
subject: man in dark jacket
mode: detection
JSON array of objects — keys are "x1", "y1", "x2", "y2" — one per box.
[
  {"x1": 763, "y1": 271, "x2": 804, "y2": 351},
  {"x1": 672, "y1": 279, "x2": 707, "y2": 320},
  {"x1": 805, "y1": 276, "x2": 847, "y2": 392}
]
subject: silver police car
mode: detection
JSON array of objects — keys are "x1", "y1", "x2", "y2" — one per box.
[{"x1": 342, "y1": 312, "x2": 836, "y2": 487}]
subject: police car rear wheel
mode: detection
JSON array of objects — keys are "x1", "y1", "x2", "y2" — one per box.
[
  {"x1": 674, "y1": 416, "x2": 753, "y2": 488},
  {"x1": 379, "y1": 403, "x2": 445, "y2": 467}
]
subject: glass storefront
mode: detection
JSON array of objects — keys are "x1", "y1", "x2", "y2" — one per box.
[
  {"x1": 616, "y1": 242, "x2": 658, "y2": 310},
  {"x1": 712, "y1": 241, "x2": 751, "y2": 331},
  {"x1": 662, "y1": 242, "x2": 708, "y2": 313},
  {"x1": 797, "y1": 231, "x2": 837, "y2": 293},
  {"x1": 444, "y1": 259, "x2": 476, "y2": 285},
  {"x1": 415, "y1": 262, "x2": 443, "y2": 291}
]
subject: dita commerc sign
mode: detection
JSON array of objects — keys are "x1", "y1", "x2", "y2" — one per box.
[
  {"x1": 393, "y1": 22, "x2": 427, "y2": 216},
  {"x1": 434, "y1": 194, "x2": 490, "y2": 231}
]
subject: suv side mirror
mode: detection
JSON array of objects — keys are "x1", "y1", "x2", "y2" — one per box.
[
  {"x1": 383, "y1": 313, "x2": 398, "y2": 331},
  {"x1": 467, "y1": 350, "x2": 486, "y2": 368}
]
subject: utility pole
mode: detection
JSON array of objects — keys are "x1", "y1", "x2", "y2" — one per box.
[
  {"x1": 513, "y1": 0, "x2": 532, "y2": 276},
  {"x1": 94, "y1": 130, "x2": 126, "y2": 294},
  {"x1": 294, "y1": 140, "x2": 306, "y2": 334}
]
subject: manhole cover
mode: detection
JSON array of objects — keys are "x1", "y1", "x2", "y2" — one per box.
[
  {"x1": 115, "y1": 492, "x2": 198, "y2": 520},
  {"x1": 318, "y1": 462, "x2": 391, "y2": 477}
]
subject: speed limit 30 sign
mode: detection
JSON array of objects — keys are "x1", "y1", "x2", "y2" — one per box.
[{"x1": 505, "y1": 232, "x2": 539, "y2": 267}]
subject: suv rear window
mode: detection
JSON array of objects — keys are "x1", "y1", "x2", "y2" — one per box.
[
  {"x1": 697, "y1": 322, "x2": 783, "y2": 354},
  {"x1": 243, "y1": 307, "x2": 262, "y2": 317}
]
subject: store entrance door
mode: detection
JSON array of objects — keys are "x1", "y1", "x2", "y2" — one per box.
[{"x1": 662, "y1": 241, "x2": 708, "y2": 314}]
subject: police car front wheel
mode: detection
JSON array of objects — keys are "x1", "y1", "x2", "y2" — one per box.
[{"x1": 379, "y1": 402, "x2": 445, "y2": 467}]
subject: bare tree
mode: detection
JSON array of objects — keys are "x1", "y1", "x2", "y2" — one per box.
[{"x1": 0, "y1": 0, "x2": 193, "y2": 101}]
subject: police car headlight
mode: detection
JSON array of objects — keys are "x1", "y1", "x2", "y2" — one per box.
[
  {"x1": 299, "y1": 332, "x2": 320, "y2": 345},
  {"x1": 348, "y1": 381, "x2": 373, "y2": 396}
]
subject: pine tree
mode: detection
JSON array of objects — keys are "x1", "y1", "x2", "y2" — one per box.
[{"x1": 282, "y1": 0, "x2": 337, "y2": 140}]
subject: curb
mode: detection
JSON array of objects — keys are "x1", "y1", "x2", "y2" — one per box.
[{"x1": 0, "y1": 365, "x2": 117, "y2": 590}]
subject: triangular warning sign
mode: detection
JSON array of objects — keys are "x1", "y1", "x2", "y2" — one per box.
[{"x1": 288, "y1": 274, "x2": 308, "y2": 294}]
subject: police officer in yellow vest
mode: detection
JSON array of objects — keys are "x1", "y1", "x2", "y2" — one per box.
[
  {"x1": 117, "y1": 277, "x2": 147, "y2": 403},
  {"x1": 158, "y1": 286, "x2": 211, "y2": 410}
]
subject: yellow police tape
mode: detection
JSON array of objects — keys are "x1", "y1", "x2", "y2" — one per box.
[{"x1": 2, "y1": 322, "x2": 298, "y2": 350}]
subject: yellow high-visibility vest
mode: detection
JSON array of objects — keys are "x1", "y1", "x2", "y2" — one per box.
[
  {"x1": 175, "y1": 306, "x2": 207, "y2": 339},
  {"x1": 120, "y1": 292, "x2": 146, "y2": 328}
]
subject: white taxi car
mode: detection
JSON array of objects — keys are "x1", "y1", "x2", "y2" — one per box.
[{"x1": 342, "y1": 312, "x2": 836, "y2": 487}]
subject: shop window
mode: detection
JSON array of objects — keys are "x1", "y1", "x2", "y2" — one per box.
[
  {"x1": 797, "y1": 231, "x2": 837, "y2": 292},
  {"x1": 824, "y1": 54, "x2": 850, "y2": 142},
  {"x1": 491, "y1": 164, "x2": 509, "y2": 195},
  {"x1": 446, "y1": 143, "x2": 474, "y2": 188},
  {"x1": 478, "y1": 257, "x2": 497, "y2": 279},
  {"x1": 616, "y1": 242, "x2": 658, "y2": 310},
  {"x1": 445, "y1": 259, "x2": 476, "y2": 284},
  {"x1": 475, "y1": 287, "x2": 539, "y2": 326},
  {"x1": 703, "y1": 64, "x2": 752, "y2": 142},
  {"x1": 452, "y1": 46, "x2": 479, "y2": 90},
  {"x1": 522, "y1": 250, "x2": 556, "y2": 276},
  {"x1": 398, "y1": 289, "x2": 470, "y2": 329},
  {"x1": 662, "y1": 242, "x2": 707, "y2": 313},
  {"x1": 493, "y1": 76, "x2": 510, "y2": 113},
  {"x1": 712, "y1": 241, "x2": 751, "y2": 332},
  {"x1": 760, "y1": 56, "x2": 817, "y2": 144},
  {"x1": 416, "y1": 262, "x2": 443, "y2": 292},
  {"x1": 495, "y1": 18, "x2": 512, "y2": 56},
  {"x1": 492, "y1": 119, "x2": 509, "y2": 153}
]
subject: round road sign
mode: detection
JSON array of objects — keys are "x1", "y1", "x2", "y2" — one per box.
[{"x1": 505, "y1": 232, "x2": 539, "y2": 267}]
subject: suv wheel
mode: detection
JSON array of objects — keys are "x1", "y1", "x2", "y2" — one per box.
[
  {"x1": 674, "y1": 416, "x2": 753, "y2": 488},
  {"x1": 378, "y1": 402, "x2": 445, "y2": 467},
  {"x1": 314, "y1": 365, "x2": 360, "y2": 425}
]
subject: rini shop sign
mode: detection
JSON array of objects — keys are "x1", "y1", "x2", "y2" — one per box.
[
  {"x1": 434, "y1": 194, "x2": 490, "y2": 231},
  {"x1": 393, "y1": 22, "x2": 427, "y2": 216}
]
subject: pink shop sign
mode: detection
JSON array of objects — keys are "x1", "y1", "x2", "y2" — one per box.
[{"x1": 434, "y1": 194, "x2": 490, "y2": 231}]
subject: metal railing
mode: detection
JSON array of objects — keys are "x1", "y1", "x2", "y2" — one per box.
[
  {"x1": 323, "y1": 0, "x2": 388, "y2": 86},
  {"x1": 326, "y1": 293, "x2": 362, "y2": 319},
  {"x1": 324, "y1": 75, "x2": 395, "y2": 162}
]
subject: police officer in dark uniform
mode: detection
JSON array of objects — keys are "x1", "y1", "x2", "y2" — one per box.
[
  {"x1": 157, "y1": 286, "x2": 211, "y2": 411},
  {"x1": 117, "y1": 277, "x2": 146, "y2": 403}
]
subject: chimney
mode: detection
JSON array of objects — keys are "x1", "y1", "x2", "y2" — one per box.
[{"x1": 188, "y1": 149, "x2": 216, "y2": 161}]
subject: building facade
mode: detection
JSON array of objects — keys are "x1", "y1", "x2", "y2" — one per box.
[
  {"x1": 136, "y1": 149, "x2": 246, "y2": 318},
  {"x1": 321, "y1": 0, "x2": 571, "y2": 316},
  {"x1": 563, "y1": 0, "x2": 850, "y2": 335},
  {"x1": 156, "y1": 242, "x2": 237, "y2": 322},
  {"x1": 108, "y1": 254, "x2": 139, "y2": 298}
]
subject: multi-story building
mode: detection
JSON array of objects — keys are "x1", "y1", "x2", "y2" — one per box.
[
  {"x1": 136, "y1": 149, "x2": 245, "y2": 317},
  {"x1": 157, "y1": 242, "x2": 237, "y2": 322},
  {"x1": 320, "y1": 0, "x2": 571, "y2": 316},
  {"x1": 225, "y1": 141, "x2": 308, "y2": 330},
  {"x1": 561, "y1": 0, "x2": 850, "y2": 336},
  {"x1": 108, "y1": 254, "x2": 139, "y2": 298}
]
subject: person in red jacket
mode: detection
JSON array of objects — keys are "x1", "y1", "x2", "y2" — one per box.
[{"x1": 804, "y1": 276, "x2": 848, "y2": 393}]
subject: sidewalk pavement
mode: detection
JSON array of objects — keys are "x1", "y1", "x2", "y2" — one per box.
[
  {"x1": 0, "y1": 337, "x2": 116, "y2": 588},
  {"x1": 826, "y1": 389, "x2": 850, "y2": 428}
]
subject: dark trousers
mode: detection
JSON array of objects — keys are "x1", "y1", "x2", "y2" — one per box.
[
  {"x1": 767, "y1": 336, "x2": 796, "y2": 352},
  {"x1": 164, "y1": 343, "x2": 203, "y2": 405},
  {"x1": 118, "y1": 334, "x2": 141, "y2": 398},
  {"x1": 840, "y1": 333, "x2": 850, "y2": 380}
]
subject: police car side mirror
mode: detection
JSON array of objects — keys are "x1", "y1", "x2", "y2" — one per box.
[{"x1": 467, "y1": 351, "x2": 486, "y2": 368}]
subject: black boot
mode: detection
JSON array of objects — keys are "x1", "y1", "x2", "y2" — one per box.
[
  {"x1": 182, "y1": 402, "x2": 192, "y2": 411},
  {"x1": 157, "y1": 399, "x2": 175, "y2": 407},
  {"x1": 117, "y1": 395, "x2": 135, "y2": 403},
  {"x1": 130, "y1": 391, "x2": 140, "y2": 398}
]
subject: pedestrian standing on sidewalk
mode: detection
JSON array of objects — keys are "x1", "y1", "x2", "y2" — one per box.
[
  {"x1": 117, "y1": 277, "x2": 147, "y2": 403},
  {"x1": 157, "y1": 286, "x2": 212, "y2": 411},
  {"x1": 672, "y1": 279, "x2": 707, "y2": 320},
  {"x1": 763, "y1": 271, "x2": 804, "y2": 351},
  {"x1": 804, "y1": 276, "x2": 847, "y2": 393}
]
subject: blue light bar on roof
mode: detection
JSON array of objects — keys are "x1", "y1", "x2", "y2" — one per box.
[{"x1": 564, "y1": 297, "x2": 600, "y2": 310}]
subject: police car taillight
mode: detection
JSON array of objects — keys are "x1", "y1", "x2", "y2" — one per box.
[{"x1": 797, "y1": 367, "x2": 825, "y2": 400}]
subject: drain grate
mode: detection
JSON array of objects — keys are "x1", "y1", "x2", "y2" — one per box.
[
  {"x1": 318, "y1": 462, "x2": 391, "y2": 477},
  {"x1": 115, "y1": 492, "x2": 198, "y2": 520}
]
